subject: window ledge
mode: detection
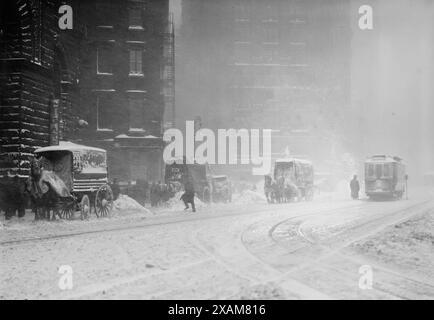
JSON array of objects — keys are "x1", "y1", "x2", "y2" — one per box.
[
  {"x1": 97, "y1": 128, "x2": 114, "y2": 132},
  {"x1": 129, "y1": 73, "x2": 144, "y2": 77},
  {"x1": 129, "y1": 26, "x2": 144, "y2": 31},
  {"x1": 97, "y1": 72, "x2": 113, "y2": 76}
]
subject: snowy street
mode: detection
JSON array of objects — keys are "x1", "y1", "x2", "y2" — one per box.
[{"x1": 1, "y1": 190, "x2": 434, "y2": 300}]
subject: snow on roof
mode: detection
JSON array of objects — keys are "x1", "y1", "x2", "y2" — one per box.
[
  {"x1": 275, "y1": 158, "x2": 312, "y2": 165},
  {"x1": 365, "y1": 155, "x2": 403, "y2": 163},
  {"x1": 115, "y1": 134, "x2": 160, "y2": 139},
  {"x1": 211, "y1": 175, "x2": 227, "y2": 179},
  {"x1": 35, "y1": 141, "x2": 106, "y2": 154}
]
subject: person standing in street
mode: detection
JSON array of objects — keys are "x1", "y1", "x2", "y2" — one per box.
[
  {"x1": 181, "y1": 178, "x2": 196, "y2": 212},
  {"x1": 111, "y1": 178, "x2": 120, "y2": 201},
  {"x1": 350, "y1": 175, "x2": 360, "y2": 200}
]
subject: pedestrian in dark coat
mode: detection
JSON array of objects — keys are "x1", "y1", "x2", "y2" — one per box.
[
  {"x1": 111, "y1": 178, "x2": 121, "y2": 201},
  {"x1": 150, "y1": 182, "x2": 157, "y2": 207},
  {"x1": 181, "y1": 179, "x2": 196, "y2": 212},
  {"x1": 350, "y1": 175, "x2": 360, "y2": 200}
]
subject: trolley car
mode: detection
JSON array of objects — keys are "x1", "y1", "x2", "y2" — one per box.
[{"x1": 364, "y1": 155, "x2": 406, "y2": 200}]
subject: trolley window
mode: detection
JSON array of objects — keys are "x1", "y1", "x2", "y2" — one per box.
[
  {"x1": 383, "y1": 163, "x2": 392, "y2": 178},
  {"x1": 375, "y1": 164, "x2": 383, "y2": 178},
  {"x1": 366, "y1": 164, "x2": 375, "y2": 177}
]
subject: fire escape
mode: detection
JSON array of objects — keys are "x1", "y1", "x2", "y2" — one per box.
[{"x1": 162, "y1": 13, "x2": 175, "y2": 131}]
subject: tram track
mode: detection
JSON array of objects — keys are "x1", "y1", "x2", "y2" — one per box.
[
  {"x1": 0, "y1": 200, "x2": 359, "y2": 246},
  {"x1": 237, "y1": 198, "x2": 434, "y2": 298}
]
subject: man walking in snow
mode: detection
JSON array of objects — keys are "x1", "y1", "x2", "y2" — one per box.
[
  {"x1": 181, "y1": 178, "x2": 196, "y2": 212},
  {"x1": 350, "y1": 175, "x2": 360, "y2": 200}
]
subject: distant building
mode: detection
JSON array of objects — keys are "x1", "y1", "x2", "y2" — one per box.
[{"x1": 177, "y1": 0, "x2": 351, "y2": 171}]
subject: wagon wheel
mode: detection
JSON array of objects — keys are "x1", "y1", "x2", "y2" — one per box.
[
  {"x1": 80, "y1": 195, "x2": 90, "y2": 220},
  {"x1": 95, "y1": 185, "x2": 113, "y2": 218},
  {"x1": 59, "y1": 201, "x2": 75, "y2": 220}
]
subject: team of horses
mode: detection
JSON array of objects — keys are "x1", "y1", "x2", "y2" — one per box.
[
  {"x1": 0, "y1": 158, "x2": 68, "y2": 220},
  {"x1": 264, "y1": 175, "x2": 301, "y2": 203}
]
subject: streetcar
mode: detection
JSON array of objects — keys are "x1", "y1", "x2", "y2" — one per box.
[{"x1": 364, "y1": 155, "x2": 407, "y2": 200}]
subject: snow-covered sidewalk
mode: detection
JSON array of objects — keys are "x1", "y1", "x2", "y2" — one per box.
[{"x1": 351, "y1": 209, "x2": 434, "y2": 282}]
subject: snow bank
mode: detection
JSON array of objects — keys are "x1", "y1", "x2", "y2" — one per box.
[
  {"x1": 233, "y1": 283, "x2": 286, "y2": 299},
  {"x1": 351, "y1": 211, "x2": 434, "y2": 280},
  {"x1": 163, "y1": 191, "x2": 206, "y2": 211},
  {"x1": 113, "y1": 194, "x2": 152, "y2": 216}
]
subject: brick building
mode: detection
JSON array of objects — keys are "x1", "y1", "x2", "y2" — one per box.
[
  {"x1": 0, "y1": 0, "x2": 172, "y2": 188},
  {"x1": 77, "y1": 0, "x2": 171, "y2": 182},
  {"x1": 0, "y1": 0, "x2": 85, "y2": 180}
]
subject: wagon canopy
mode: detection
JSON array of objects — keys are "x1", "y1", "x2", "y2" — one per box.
[
  {"x1": 35, "y1": 141, "x2": 106, "y2": 154},
  {"x1": 35, "y1": 141, "x2": 108, "y2": 193},
  {"x1": 274, "y1": 158, "x2": 314, "y2": 182},
  {"x1": 35, "y1": 141, "x2": 108, "y2": 175}
]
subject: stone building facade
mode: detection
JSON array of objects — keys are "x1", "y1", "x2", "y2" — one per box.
[
  {"x1": 0, "y1": 0, "x2": 85, "y2": 181},
  {"x1": 77, "y1": 0, "x2": 170, "y2": 182},
  {"x1": 0, "y1": 0, "x2": 171, "y2": 190}
]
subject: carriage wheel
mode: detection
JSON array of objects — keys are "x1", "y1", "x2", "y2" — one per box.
[
  {"x1": 59, "y1": 201, "x2": 75, "y2": 220},
  {"x1": 80, "y1": 195, "x2": 90, "y2": 220},
  {"x1": 95, "y1": 185, "x2": 113, "y2": 218}
]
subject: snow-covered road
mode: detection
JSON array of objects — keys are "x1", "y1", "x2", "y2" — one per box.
[{"x1": 1, "y1": 192, "x2": 434, "y2": 300}]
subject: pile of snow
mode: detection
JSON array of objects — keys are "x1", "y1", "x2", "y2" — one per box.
[
  {"x1": 232, "y1": 189, "x2": 267, "y2": 204},
  {"x1": 234, "y1": 283, "x2": 286, "y2": 299},
  {"x1": 163, "y1": 191, "x2": 206, "y2": 211},
  {"x1": 113, "y1": 194, "x2": 152, "y2": 215},
  {"x1": 351, "y1": 211, "x2": 434, "y2": 280}
]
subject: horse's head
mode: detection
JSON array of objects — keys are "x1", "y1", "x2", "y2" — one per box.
[{"x1": 30, "y1": 157, "x2": 42, "y2": 178}]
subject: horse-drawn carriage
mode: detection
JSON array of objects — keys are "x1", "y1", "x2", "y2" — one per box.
[
  {"x1": 265, "y1": 158, "x2": 314, "y2": 203},
  {"x1": 30, "y1": 141, "x2": 114, "y2": 220}
]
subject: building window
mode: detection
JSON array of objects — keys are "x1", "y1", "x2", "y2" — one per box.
[
  {"x1": 128, "y1": 98, "x2": 144, "y2": 130},
  {"x1": 97, "y1": 96, "x2": 115, "y2": 130},
  {"x1": 95, "y1": 1, "x2": 114, "y2": 26},
  {"x1": 97, "y1": 47, "x2": 113, "y2": 74},
  {"x1": 264, "y1": 24, "x2": 279, "y2": 43},
  {"x1": 234, "y1": 22, "x2": 251, "y2": 42},
  {"x1": 129, "y1": 8, "x2": 142, "y2": 28},
  {"x1": 129, "y1": 50, "x2": 143, "y2": 75}
]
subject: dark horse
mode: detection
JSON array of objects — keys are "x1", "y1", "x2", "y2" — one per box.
[
  {"x1": 26, "y1": 157, "x2": 67, "y2": 220},
  {"x1": 264, "y1": 175, "x2": 280, "y2": 203},
  {"x1": 1, "y1": 176, "x2": 27, "y2": 220}
]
